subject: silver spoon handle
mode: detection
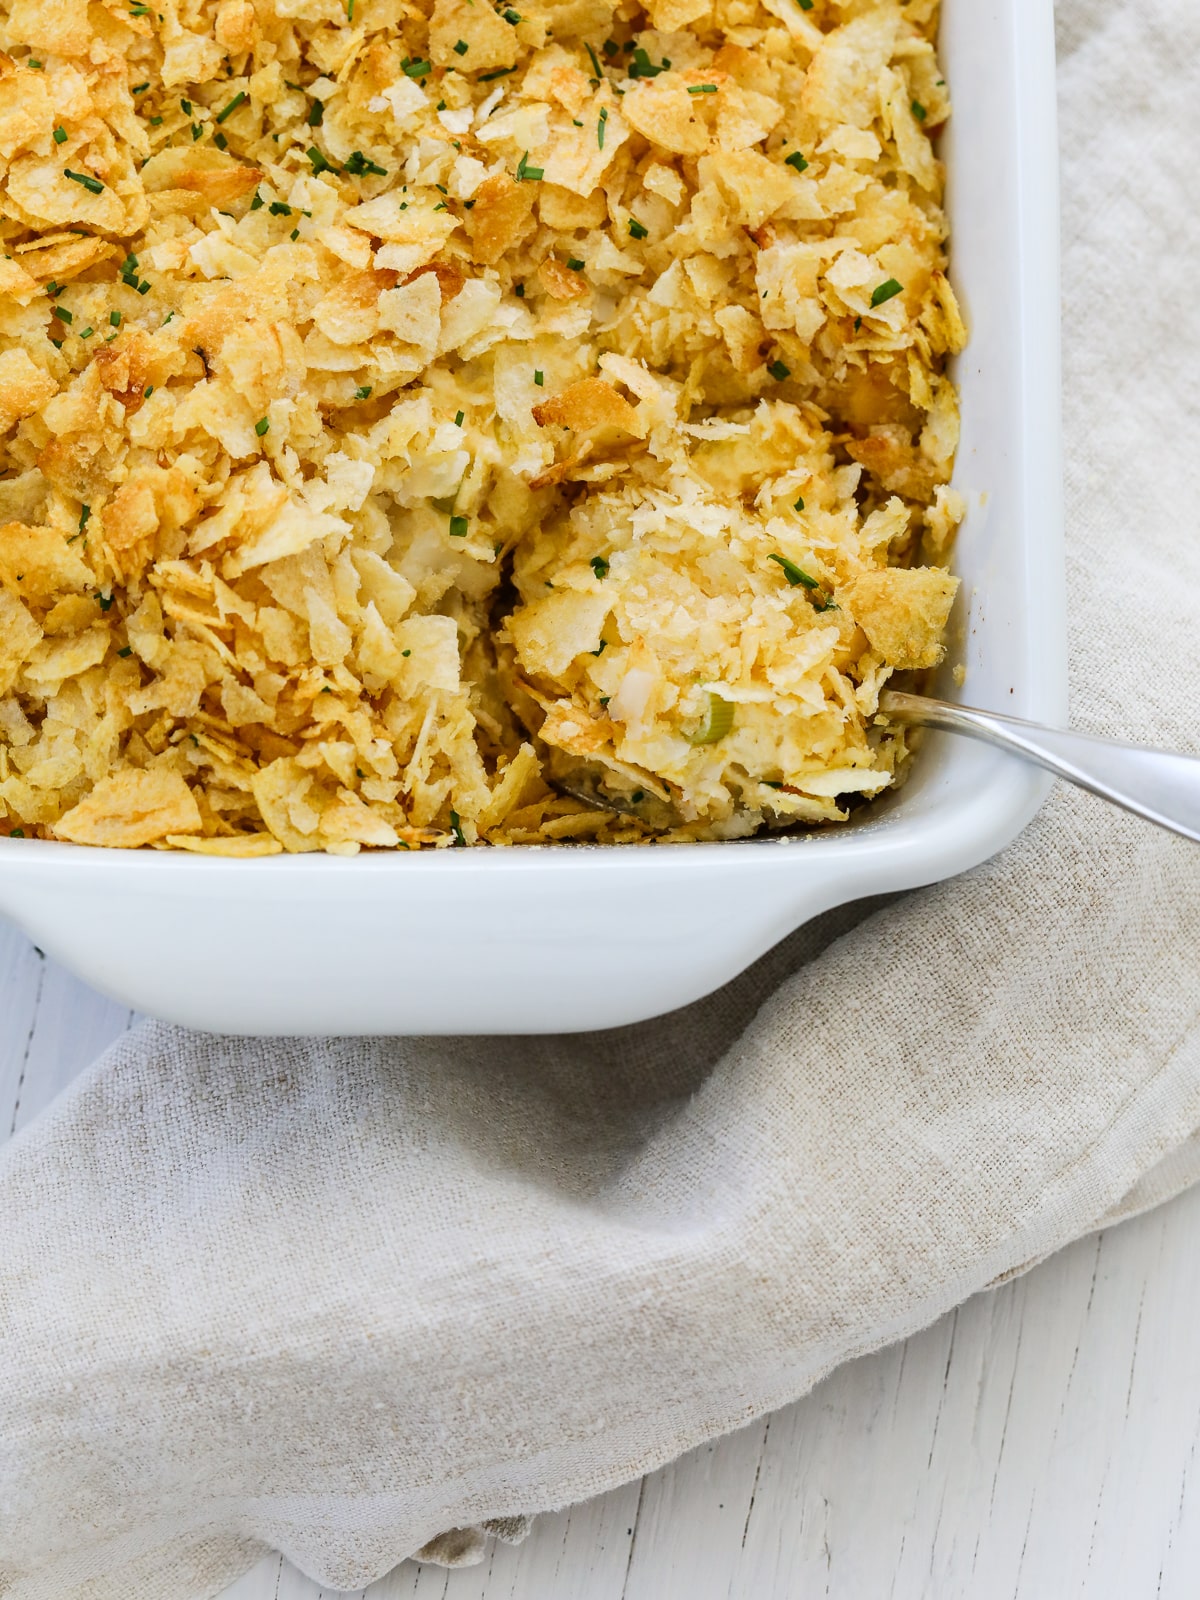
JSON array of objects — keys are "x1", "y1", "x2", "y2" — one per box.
[{"x1": 880, "y1": 692, "x2": 1200, "y2": 845}]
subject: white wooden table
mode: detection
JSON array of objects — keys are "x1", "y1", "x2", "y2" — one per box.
[{"x1": 5, "y1": 918, "x2": 1199, "y2": 1600}]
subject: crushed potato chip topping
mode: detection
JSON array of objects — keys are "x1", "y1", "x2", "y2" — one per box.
[{"x1": 0, "y1": 0, "x2": 965, "y2": 852}]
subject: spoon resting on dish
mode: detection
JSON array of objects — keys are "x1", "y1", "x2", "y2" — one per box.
[{"x1": 879, "y1": 692, "x2": 1200, "y2": 844}]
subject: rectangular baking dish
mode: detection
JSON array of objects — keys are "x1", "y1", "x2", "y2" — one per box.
[{"x1": 0, "y1": 0, "x2": 1065, "y2": 1036}]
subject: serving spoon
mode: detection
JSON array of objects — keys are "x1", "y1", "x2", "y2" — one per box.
[{"x1": 880, "y1": 692, "x2": 1200, "y2": 844}]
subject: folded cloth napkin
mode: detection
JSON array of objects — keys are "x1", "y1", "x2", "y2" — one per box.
[{"x1": 2, "y1": 0, "x2": 1199, "y2": 1594}]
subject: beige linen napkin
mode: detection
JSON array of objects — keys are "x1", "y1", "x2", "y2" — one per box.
[{"x1": 2, "y1": 0, "x2": 1199, "y2": 1594}]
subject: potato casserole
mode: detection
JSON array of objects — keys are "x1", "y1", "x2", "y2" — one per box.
[{"x1": 0, "y1": 0, "x2": 964, "y2": 853}]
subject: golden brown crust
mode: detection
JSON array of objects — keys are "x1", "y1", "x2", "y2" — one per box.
[{"x1": 0, "y1": 0, "x2": 964, "y2": 850}]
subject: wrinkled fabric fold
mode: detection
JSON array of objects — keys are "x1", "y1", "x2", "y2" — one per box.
[{"x1": 3, "y1": 0, "x2": 1200, "y2": 1594}]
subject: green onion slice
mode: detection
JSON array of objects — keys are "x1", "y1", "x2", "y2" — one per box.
[{"x1": 688, "y1": 692, "x2": 735, "y2": 746}]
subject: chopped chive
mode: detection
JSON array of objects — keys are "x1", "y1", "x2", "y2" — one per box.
[
  {"x1": 477, "y1": 65, "x2": 516, "y2": 80},
  {"x1": 306, "y1": 145, "x2": 337, "y2": 173},
  {"x1": 268, "y1": 200, "x2": 292, "y2": 215},
  {"x1": 687, "y1": 83, "x2": 717, "y2": 94},
  {"x1": 534, "y1": 369, "x2": 543, "y2": 385},
  {"x1": 9, "y1": 828, "x2": 25, "y2": 837},
  {"x1": 143, "y1": 386, "x2": 153, "y2": 397},
  {"x1": 454, "y1": 409, "x2": 464, "y2": 425},
  {"x1": 591, "y1": 638, "x2": 607, "y2": 656},
  {"x1": 572, "y1": 117, "x2": 583, "y2": 127},
  {"x1": 290, "y1": 227, "x2": 299, "y2": 239},
  {"x1": 453, "y1": 37, "x2": 469, "y2": 52},
  {"x1": 307, "y1": 98, "x2": 324, "y2": 126},
  {"x1": 137, "y1": 280, "x2": 150, "y2": 294},
  {"x1": 449, "y1": 809, "x2": 466, "y2": 846},
  {"x1": 254, "y1": 416, "x2": 270, "y2": 436},
  {"x1": 162, "y1": 310, "x2": 174, "y2": 323},
  {"x1": 213, "y1": 130, "x2": 228, "y2": 149},
  {"x1": 53, "y1": 125, "x2": 67, "y2": 144},
  {"x1": 516, "y1": 150, "x2": 543, "y2": 181},
  {"x1": 129, "y1": 3, "x2": 150, "y2": 13},
  {"x1": 628, "y1": 216, "x2": 648, "y2": 240},
  {"x1": 514, "y1": 282, "x2": 524, "y2": 296},
  {"x1": 401, "y1": 648, "x2": 411, "y2": 656},
  {"x1": 98, "y1": 592, "x2": 113, "y2": 611},
  {"x1": 250, "y1": 190, "x2": 264, "y2": 210},
  {"x1": 590, "y1": 555, "x2": 609, "y2": 579},
  {"x1": 796, "y1": 0, "x2": 813, "y2": 9},
  {"x1": 109, "y1": 310, "x2": 122, "y2": 327},
  {"x1": 767, "y1": 359, "x2": 790, "y2": 380},
  {"x1": 785, "y1": 150, "x2": 808, "y2": 172},
  {"x1": 503, "y1": 6, "x2": 520, "y2": 20},
  {"x1": 628, "y1": 46, "x2": 665, "y2": 78},
  {"x1": 347, "y1": 0, "x2": 354, "y2": 18},
  {"x1": 602, "y1": 37, "x2": 618, "y2": 54},
  {"x1": 45, "y1": 281, "x2": 61, "y2": 296},
  {"x1": 794, "y1": 495, "x2": 805, "y2": 511},
  {"x1": 853, "y1": 315, "x2": 862, "y2": 331},
  {"x1": 52, "y1": 305, "x2": 73, "y2": 324},
  {"x1": 148, "y1": 115, "x2": 163, "y2": 124},
  {"x1": 402, "y1": 57, "x2": 431, "y2": 77},
  {"x1": 566, "y1": 256, "x2": 584, "y2": 271},
  {"x1": 79, "y1": 325, "x2": 94, "y2": 338},
  {"x1": 911, "y1": 99, "x2": 927, "y2": 121},
  {"x1": 27, "y1": 60, "x2": 42, "y2": 68},
  {"x1": 449, "y1": 514, "x2": 468, "y2": 536},
  {"x1": 64, "y1": 168, "x2": 104, "y2": 194},
  {"x1": 180, "y1": 98, "x2": 192, "y2": 115},
  {"x1": 79, "y1": 504, "x2": 91, "y2": 530},
  {"x1": 132, "y1": 81, "x2": 149, "y2": 92},
  {"x1": 585, "y1": 43, "x2": 602, "y2": 78},
  {"x1": 191, "y1": 122, "x2": 203, "y2": 140},
  {"x1": 433, "y1": 201, "x2": 447, "y2": 211},
  {"x1": 768, "y1": 553, "x2": 817, "y2": 588},
  {"x1": 216, "y1": 90, "x2": 246, "y2": 122},
  {"x1": 870, "y1": 277, "x2": 903, "y2": 308},
  {"x1": 122, "y1": 252, "x2": 138, "y2": 273},
  {"x1": 118, "y1": 646, "x2": 133, "y2": 657},
  {"x1": 598, "y1": 105, "x2": 607, "y2": 148},
  {"x1": 355, "y1": 384, "x2": 372, "y2": 398}
]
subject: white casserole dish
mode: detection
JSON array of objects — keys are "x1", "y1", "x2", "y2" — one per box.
[{"x1": 0, "y1": 0, "x2": 1065, "y2": 1036}]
